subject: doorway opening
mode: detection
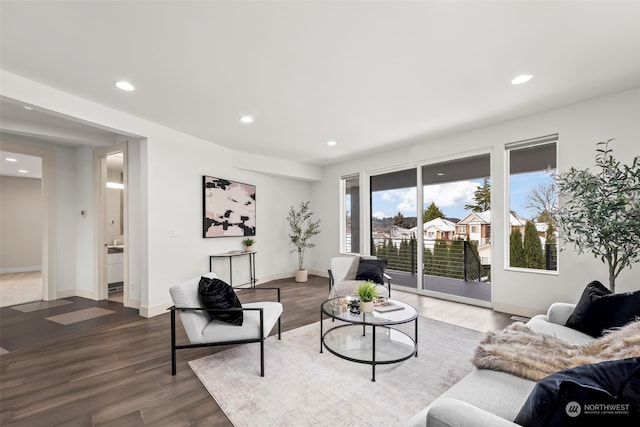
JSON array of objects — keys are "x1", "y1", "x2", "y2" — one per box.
[
  {"x1": 0, "y1": 151, "x2": 44, "y2": 306},
  {"x1": 95, "y1": 144, "x2": 128, "y2": 305}
]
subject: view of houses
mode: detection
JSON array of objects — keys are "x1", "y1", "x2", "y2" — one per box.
[{"x1": 362, "y1": 208, "x2": 557, "y2": 284}]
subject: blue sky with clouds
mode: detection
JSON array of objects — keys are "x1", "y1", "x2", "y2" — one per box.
[{"x1": 371, "y1": 171, "x2": 554, "y2": 221}]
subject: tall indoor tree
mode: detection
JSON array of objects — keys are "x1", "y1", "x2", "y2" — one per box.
[
  {"x1": 287, "y1": 200, "x2": 321, "y2": 282},
  {"x1": 555, "y1": 139, "x2": 640, "y2": 292}
]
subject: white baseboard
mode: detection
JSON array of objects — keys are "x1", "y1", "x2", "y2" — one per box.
[
  {"x1": 492, "y1": 301, "x2": 546, "y2": 318},
  {"x1": 75, "y1": 288, "x2": 97, "y2": 299},
  {"x1": 258, "y1": 272, "x2": 294, "y2": 283},
  {"x1": 140, "y1": 302, "x2": 172, "y2": 318},
  {"x1": 0, "y1": 266, "x2": 41, "y2": 274},
  {"x1": 55, "y1": 288, "x2": 76, "y2": 299},
  {"x1": 125, "y1": 298, "x2": 141, "y2": 310},
  {"x1": 257, "y1": 269, "x2": 329, "y2": 284},
  {"x1": 310, "y1": 268, "x2": 329, "y2": 278}
]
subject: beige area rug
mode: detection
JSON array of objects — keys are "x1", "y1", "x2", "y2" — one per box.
[
  {"x1": 189, "y1": 317, "x2": 483, "y2": 427},
  {"x1": 45, "y1": 307, "x2": 115, "y2": 325}
]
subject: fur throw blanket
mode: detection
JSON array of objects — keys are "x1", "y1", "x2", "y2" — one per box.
[{"x1": 472, "y1": 320, "x2": 640, "y2": 381}]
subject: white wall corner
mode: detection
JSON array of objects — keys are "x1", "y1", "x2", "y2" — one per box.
[
  {"x1": 232, "y1": 151, "x2": 322, "y2": 182},
  {"x1": 55, "y1": 288, "x2": 76, "y2": 299},
  {"x1": 140, "y1": 302, "x2": 173, "y2": 318},
  {"x1": 492, "y1": 301, "x2": 547, "y2": 318},
  {"x1": 309, "y1": 268, "x2": 329, "y2": 278},
  {"x1": 125, "y1": 298, "x2": 141, "y2": 310}
]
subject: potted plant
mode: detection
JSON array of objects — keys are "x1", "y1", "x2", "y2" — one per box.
[
  {"x1": 555, "y1": 139, "x2": 640, "y2": 292},
  {"x1": 287, "y1": 201, "x2": 321, "y2": 282},
  {"x1": 357, "y1": 281, "x2": 379, "y2": 313},
  {"x1": 242, "y1": 238, "x2": 255, "y2": 252}
]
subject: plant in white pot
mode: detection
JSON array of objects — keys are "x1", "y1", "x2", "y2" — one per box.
[
  {"x1": 287, "y1": 201, "x2": 321, "y2": 282},
  {"x1": 555, "y1": 139, "x2": 640, "y2": 292},
  {"x1": 242, "y1": 238, "x2": 255, "y2": 252},
  {"x1": 356, "y1": 281, "x2": 379, "y2": 313}
]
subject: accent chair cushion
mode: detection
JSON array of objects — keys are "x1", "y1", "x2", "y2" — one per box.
[
  {"x1": 355, "y1": 258, "x2": 387, "y2": 284},
  {"x1": 565, "y1": 281, "x2": 640, "y2": 337},
  {"x1": 198, "y1": 276, "x2": 243, "y2": 326},
  {"x1": 514, "y1": 357, "x2": 640, "y2": 427}
]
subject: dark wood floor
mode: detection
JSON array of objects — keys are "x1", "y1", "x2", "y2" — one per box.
[
  {"x1": 0, "y1": 276, "x2": 331, "y2": 426},
  {"x1": 0, "y1": 276, "x2": 510, "y2": 426},
  {"x1": 0, "y1": 296, "x2": 142, "y2": 352}
]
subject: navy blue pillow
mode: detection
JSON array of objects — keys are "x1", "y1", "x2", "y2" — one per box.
[
  {"x1": 198, "y1": 276, "x2": 243, "y2": 326},
  {"x1": 515, "y1": 358, "x2": 640, "y2": 427},
  {"x1": 565, "y1": 281, "x2": 640, "y2": 337},
  {"x1": 355, "y1": 259, "x2": 387, "y2": 284}
]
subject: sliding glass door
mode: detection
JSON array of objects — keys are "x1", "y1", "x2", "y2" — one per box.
[{"x1": 370, "y1": 169, "x2": 418, "y2": 289}]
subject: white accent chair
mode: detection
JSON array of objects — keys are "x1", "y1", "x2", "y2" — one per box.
[
  {"x1": 169, "y1": 272, "x2": 283, "y2": 376},
  {"x1": 328, "y1": 255, "x2": 392, "y2": 298}
]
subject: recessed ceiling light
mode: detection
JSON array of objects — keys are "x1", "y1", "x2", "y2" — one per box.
[
  {"x1": 239, "y1": 115, "x2": 254, "y2": 124},
  {"x1": 23, "y1": 106, "x2": 33, "y2": 110},
  {"x1": 511, "y1": 74, "x2": 533, "y2": 85},
  {"x1": 18, "y1": 169, "x2": 28, "y2": 174},
  {"x1": 106, "y1": 182, "x2": 125, "y2": 189},
  {"x1": 5, "y1": 157, "x2": 17, "y2": 162},
  {"x1": 327, "y1": 140, "x2": 337, "y2": 146},
  {"x1": 437, "y1": 172, "x2": 444, "y2": 176},
  {"x1": 115, "y1": 81, "x2": 135, "y2": 91}
]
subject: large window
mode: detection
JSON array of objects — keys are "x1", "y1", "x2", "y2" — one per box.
[
  {"x1": 507, "y1": 136, "x2": 557, "y2": 271},
  {"x1": 341, "y1": 175, "x2": 360, "y2": 253}
]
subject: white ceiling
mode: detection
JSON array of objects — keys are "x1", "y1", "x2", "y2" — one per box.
[{"x1": 1, "y1": 1, "x2": 639, "y2": 166}]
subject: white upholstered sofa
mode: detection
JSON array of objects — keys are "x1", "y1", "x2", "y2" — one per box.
[{"x1": 405, "y1": 302, "x2": 595, "y2": 427}]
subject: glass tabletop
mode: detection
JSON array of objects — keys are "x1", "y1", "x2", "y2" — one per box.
[{"x1": 321, "y1": 297, "x2": 418, "y2": 326}]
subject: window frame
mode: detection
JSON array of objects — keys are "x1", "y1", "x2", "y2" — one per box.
[{"x1": 504, "y1": 135, "x2": 559, "y2": 275}]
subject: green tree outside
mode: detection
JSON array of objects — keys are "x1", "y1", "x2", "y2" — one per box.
[
  {"x1": 523, "y1": 221, "x2": 544, "y2": 269},
  {"x1": 423, "y1": 202, "x2": 445, "y2": 222},
  {"x1": 510, "y1": 229, "x2": 525, "y2": 267},
  {"x1": 465, "y1": 178, "x2": 491, "y2": 212}
]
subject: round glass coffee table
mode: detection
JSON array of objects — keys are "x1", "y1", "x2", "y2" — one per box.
[{"x1": 320, "y1": 297, "x2": 418, "y2": 382}]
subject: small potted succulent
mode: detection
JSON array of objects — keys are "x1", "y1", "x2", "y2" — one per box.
[
  {"x1": 242, "y1": 238, "x2": 255, "y2": 252},
  {"x1": 356, "y1": 281, "x2": 378, "y2": 313}
]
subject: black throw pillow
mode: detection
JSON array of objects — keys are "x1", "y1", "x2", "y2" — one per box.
[
  {"x1": 198, "y1": 276, "x2": 243, "y2": 326},
  {"x1": 565, "y1": 281, "x2": 640, "y2": 337},
  {"x1": 355, "y1": 258, "x2": 387, "y2": 284},
  {"x1": 515, "y1": 357, "x2": 640, "y2": 427}
]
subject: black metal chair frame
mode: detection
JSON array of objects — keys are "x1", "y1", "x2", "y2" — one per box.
[
  {"x1": 169, "y1": 287, "x2": 281, "y2": 377},
  {"x1": 328, "y1": 269, "x2": 392, "y2": 298}
]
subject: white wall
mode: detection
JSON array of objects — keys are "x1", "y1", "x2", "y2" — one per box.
[
  {"x1": 312, "y1": 88, "x2": 640, "y2": 317},
  {"x1": 75, "y1": 145, "x2": 96, "y2": 297},
  {"x1": 1, "y1": 70, "x2": 315, "y2": 316},
  {"x1": 0, "y1": 175, "x2": 42, "y2": 272}
]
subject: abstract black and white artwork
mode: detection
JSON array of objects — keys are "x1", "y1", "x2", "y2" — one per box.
[{"x1": 203, "y1": 176, "x2": 256, "y2": 237}]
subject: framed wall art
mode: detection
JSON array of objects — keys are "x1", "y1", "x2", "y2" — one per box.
[{"x1": 203, "y1": 176, "x2": 256, "y2": 237}]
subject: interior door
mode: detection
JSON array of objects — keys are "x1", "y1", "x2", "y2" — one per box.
[{"x1": 94, "y1": 143, "x2": 128, "y2": 304}]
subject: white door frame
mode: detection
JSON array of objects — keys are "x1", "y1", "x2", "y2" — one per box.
[{"x1": 94, "y1": 142, "x2": 129, "y2": 305}]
